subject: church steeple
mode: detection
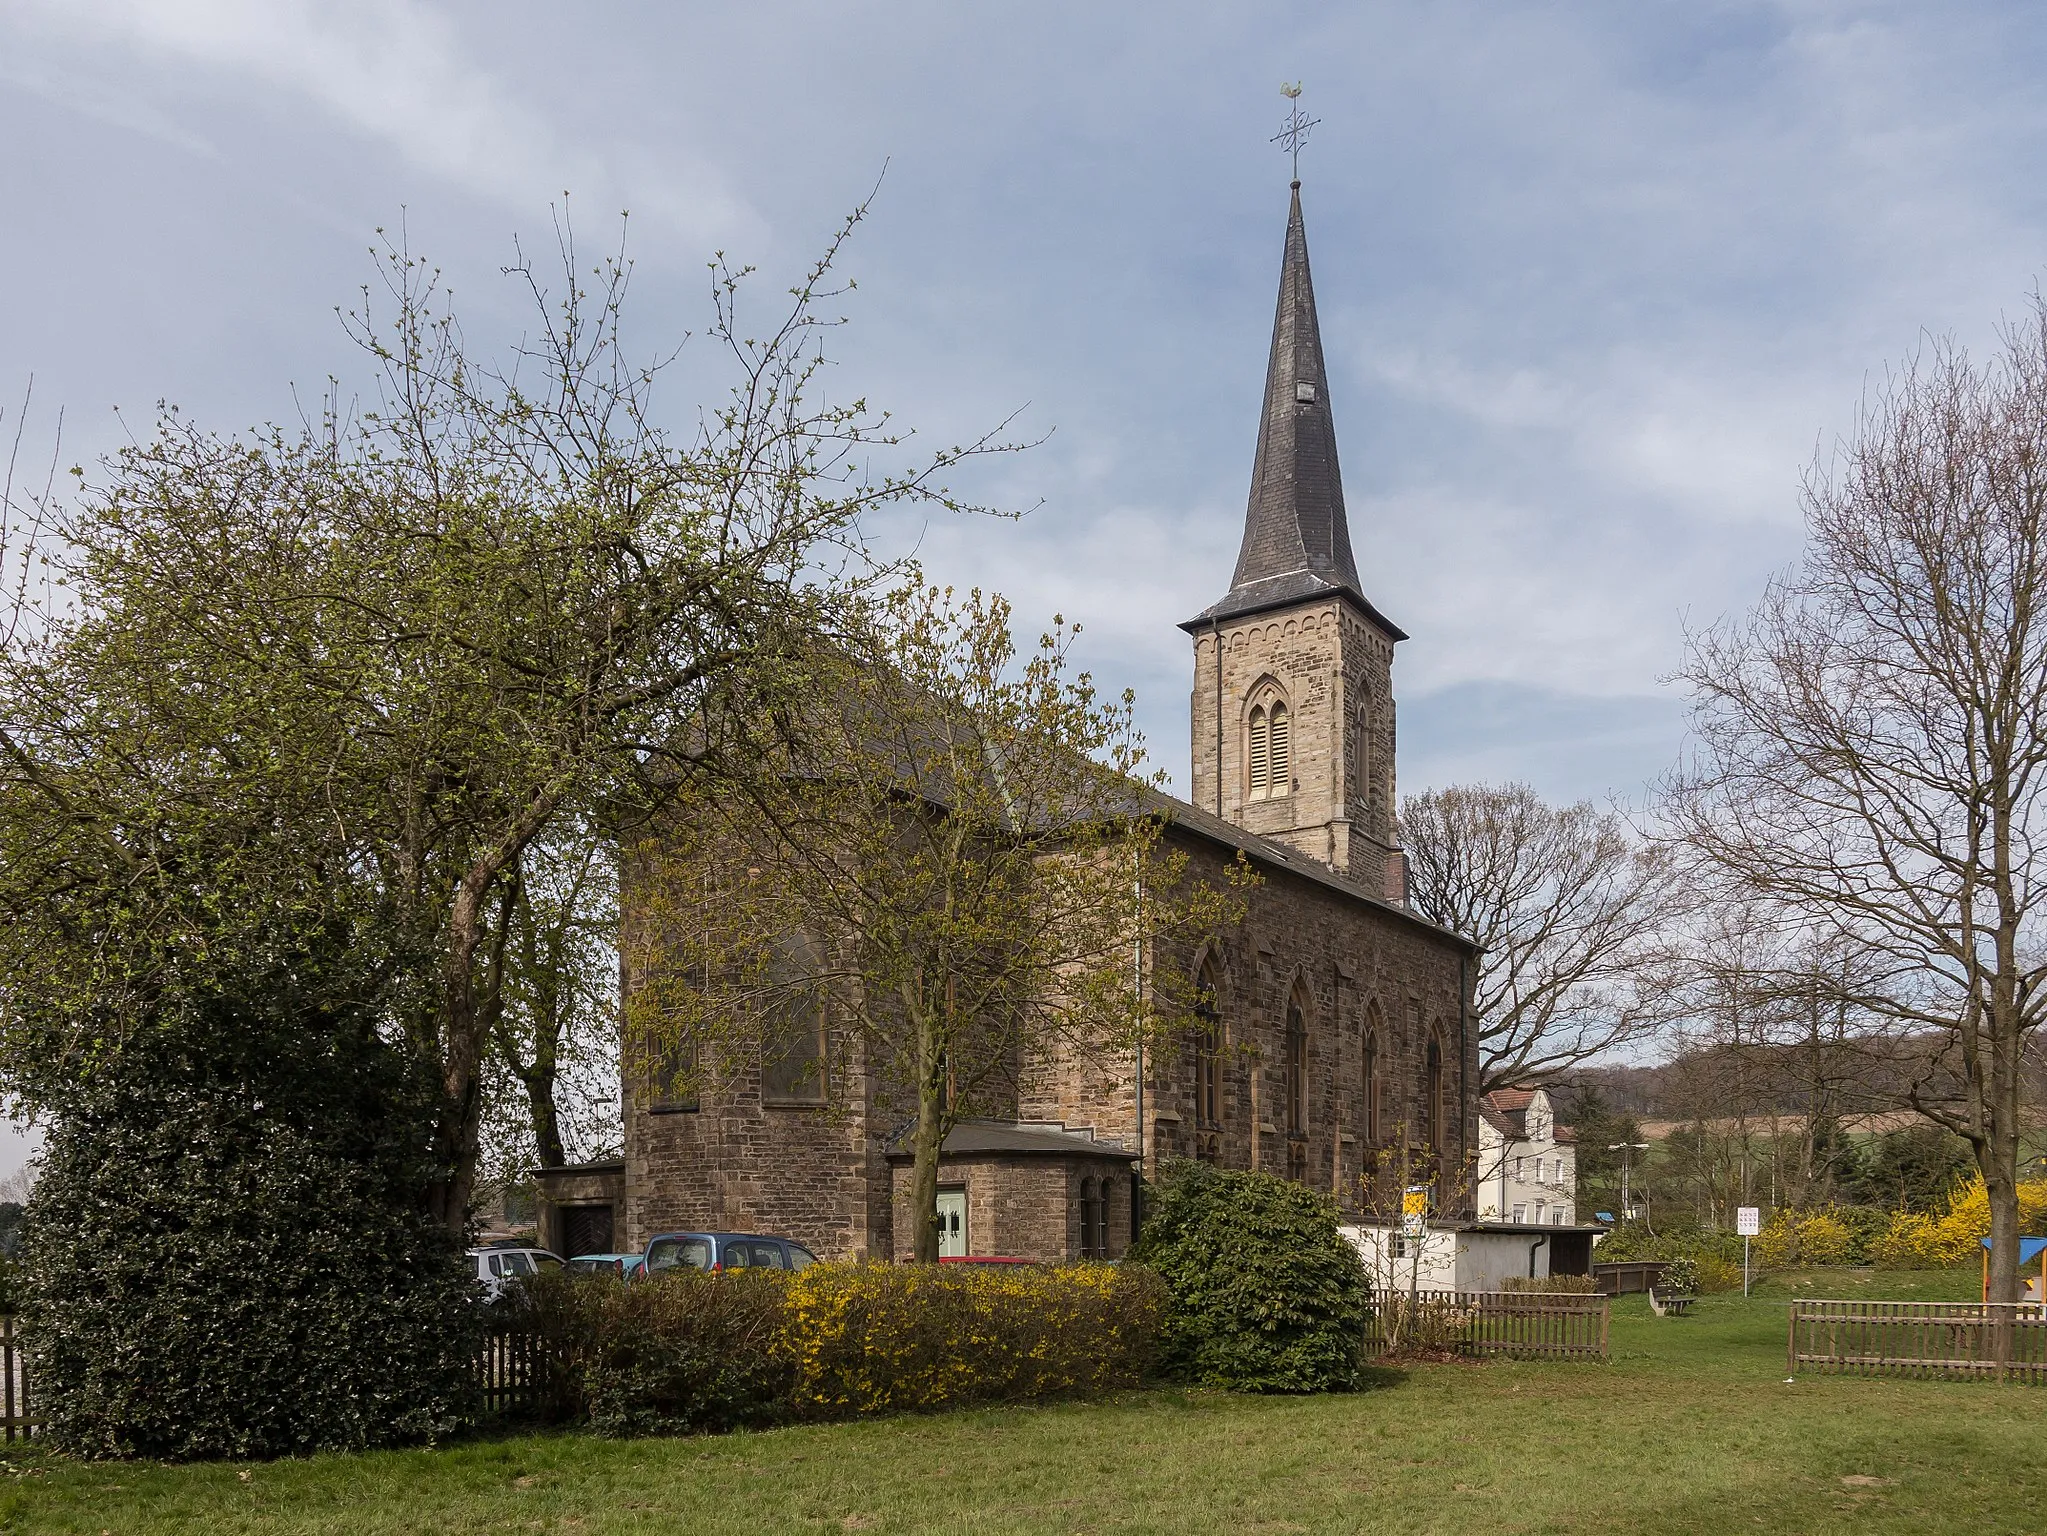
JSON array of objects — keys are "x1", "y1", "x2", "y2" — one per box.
[
  {"x1": 1181, "y1": 179, "x2": 1406, "y2": 897},
  {"x1": 1183, "y1": 184, "x2": 1403, "y2": 640}
]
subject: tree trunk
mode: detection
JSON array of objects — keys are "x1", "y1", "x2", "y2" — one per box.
[
  {"x1": 429, "y1": 871, "x2": 492, "y2": 1235},
  {"x1": 910, "y1": 1004, "x2": 947, "y2": 1264},
  {"x1": 522, "y1": 1047, "x2": 568, "y2": 1170}
]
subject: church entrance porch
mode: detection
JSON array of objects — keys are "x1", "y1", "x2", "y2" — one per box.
[{"x1": 886, "y1": 1120, "x2": 1141, "y2": 1263}]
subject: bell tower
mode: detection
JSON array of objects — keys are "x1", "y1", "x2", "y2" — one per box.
[{"x1": 1181, "y1": 181, "x2": 1406, "y2": 899}]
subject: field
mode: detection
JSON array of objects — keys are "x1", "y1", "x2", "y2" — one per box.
[{"x1": 2, "y1": 1270, "x2": 2042, "y2": 1535}]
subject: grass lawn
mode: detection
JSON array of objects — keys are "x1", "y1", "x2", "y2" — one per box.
[{"x1": 3, "y1": 1270, "x2": 2042, "y2": 1535}]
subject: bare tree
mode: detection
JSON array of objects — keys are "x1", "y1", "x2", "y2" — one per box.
[
  {"x1": 1666, "y1": 302, "x2": 2047, "y2": 1306},
  {"x1": 1400, "y1": 783, "x2": 1681, "y2": 1093}
]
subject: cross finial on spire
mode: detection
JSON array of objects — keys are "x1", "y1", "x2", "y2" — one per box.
[{"x1": 1272, "y1": 82, "x2": 1319, "y2": 185}]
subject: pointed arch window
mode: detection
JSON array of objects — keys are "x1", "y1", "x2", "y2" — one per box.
[
  {"x1": 762, "y1": 930, "x2": 827, "y2": 1105},
  {"x1": 1249, "y1": 698, "x2": 1291, "y2": 800},
  {"x1": 1193, "y1": 961, "x2": 1222, "y2": 1133},
  {"x1": 1363, "y1": 1014, "x2": 1381, "y2": 1144},
  {"x1": 1424, "y1": 1032, "x2": 1446, "y2": 1158},
  {"x1": 1284, "y1": 992, "x2": 1309, "y2": 1186}
]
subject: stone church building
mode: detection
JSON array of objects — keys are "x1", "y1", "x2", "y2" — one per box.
[{"x1": 537, "y1": 185, "x2": 1482, "y2": 1265}]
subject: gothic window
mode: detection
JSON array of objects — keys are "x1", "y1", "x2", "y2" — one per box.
[
  {"x1": 1285, "y1": 996, "x2": 1308, "y2": 1138},
  {"x1": 1194, "y1": 961, "x2": 1222, "y2": 1130},
  {"x1": 649, "y1": 1027, "x2": 700, "y2": 1113},
  {"x1": 1078, "y1": 1178, "x2": 1100, "y2": 1259},
  {"x1": 1423, "y1": 1032, "x2": 1447, "y2": 1158},
  {"x1": 1283, "y1": 991, "x2": 1309, "y2": 1183},
  {"x1": 1349, "y1": 692, "x2": 1371, "y2": 809},
  {"x1": 761, "y1": 931, "x2": 827, "y2": 1105},
  {"x1": 1248, "y1": 697, "x2": 1291, "y2": 800},
  {"x1": 1362, "y1": 1013, "x2": 1381, "y2": 1144}
]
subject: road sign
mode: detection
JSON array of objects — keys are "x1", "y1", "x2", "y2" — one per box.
[
  {"x1": 1401, "y1": 1186, "x2": 1429, "y2": 1238},
  {"x1": 1737, "y1": 1205, "x2": 1761, "y2": 1237}
]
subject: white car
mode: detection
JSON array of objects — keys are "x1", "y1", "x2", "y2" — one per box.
[{"x1": 468, "y1": 1245, "x2": 563, "y2": 1301}]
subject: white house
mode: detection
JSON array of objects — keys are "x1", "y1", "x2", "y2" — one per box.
[{"x1": 1477, "y1": 1086, "x2": 1577, "y2": 1227}]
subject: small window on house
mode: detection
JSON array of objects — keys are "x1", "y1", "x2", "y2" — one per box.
[
  {"x1": 1079, "y1": 1178, "x2": 1104, "y2": 1259},
  {"x1": 1551, "y1": 1209, "x2": 1566, "y2": 1226},
  {"x1": 1511, "y1": 1203, "x2": 1526, "y2": 1223}
]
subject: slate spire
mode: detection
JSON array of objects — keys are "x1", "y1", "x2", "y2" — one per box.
[{"x1": 1183, "y1": 184, "x2": 1403, "y2": 639}]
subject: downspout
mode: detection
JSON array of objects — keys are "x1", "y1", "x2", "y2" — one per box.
[
  {"x1": 1210, "y1": 618, "x2": 1224, "y2": 819},
  {"x1": 1528, "y1": 1233, "x2": 1548, "y2": 1280},
  {"x1": 1459, "y1": 950, "x2": 1472, "y2": 1216}
]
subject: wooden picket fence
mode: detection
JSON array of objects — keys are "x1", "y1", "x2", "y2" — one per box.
[
  {"x1": 1, "y1": 1315, "x2": 37, "y2": 1443},
  {"x1": 478, "y1": 1321, "x2": 552, "y2": 1420},
  {"x1": 1789, "y1": 1299, "x2": 2047, "y2": 1382},
  {"x1": 1366, "y1": 1289, "x2": 1610, "y2": 1360}
]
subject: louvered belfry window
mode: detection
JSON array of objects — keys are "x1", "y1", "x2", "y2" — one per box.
[{"x1": 1248, "y1": 699, "x2": 1291, "y2": 800}]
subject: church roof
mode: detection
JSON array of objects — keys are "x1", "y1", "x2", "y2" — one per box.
[
  {"x1": 1182, "y1": 184, "x2": 1405, "y2": 640},
  {"x1": 1152, "y1": 789, "x2": 1478, "y2": 952},
  {"x1": 883, "y1": 1119, "x2": 1140, "y2": 1162}
]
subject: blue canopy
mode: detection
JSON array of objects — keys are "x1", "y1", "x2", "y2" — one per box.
[{"x1": 1980, "y1": 1236, "x2": 2047, "y2": 1265}]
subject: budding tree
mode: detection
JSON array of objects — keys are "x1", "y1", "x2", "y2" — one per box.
[{"x1": 627, "y1": 581, "x2": 1249, "y2": 1262}]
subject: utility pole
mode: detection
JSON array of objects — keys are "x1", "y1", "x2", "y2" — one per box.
[{"x1": 1610, "y1": 1141, "x2": 1651, "y2": 1224}]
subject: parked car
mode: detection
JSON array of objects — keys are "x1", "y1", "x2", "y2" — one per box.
[
  {"x1": 642, "y1": 1232, "x2": 820, "y2": 1275},
  {"x1": 468, "y1": 1244, "x2": 564, "y2": 1301},
  {"x1": 564, "y1": 1252, "x2": 645, "y2": 1281}
]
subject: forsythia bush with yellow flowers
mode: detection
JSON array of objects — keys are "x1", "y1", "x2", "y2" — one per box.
[
  {"x1": 514, "y1": 1260, "x2": 1165, "y2": 1438},
  {"x1": 780, "y1": 1260, "x2": 1164, "y2": 1417},
  {"x1": 1752, "y1": 1209, "x2": 1858, "y2": 1269},
  {"x1": 1869, "y1": 1176, "x2": 2047, "y2": 1269}
]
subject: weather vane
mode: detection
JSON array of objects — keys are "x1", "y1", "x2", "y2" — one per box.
[{"x1": 1272, "y1": 82, "x2": 1320, "y2": 184}]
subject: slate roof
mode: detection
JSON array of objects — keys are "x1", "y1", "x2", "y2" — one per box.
[
  {"x1": 1183, "y1": 184, "x2": 1405, "y2": 640},
  {"x1": 1480, "y1": 1086, "x2": 1572, "y2": 1142},
  {"x1": 1148, "y1": 787, "x2": 1476, "y2": 952},
  {"x1": 884, "y1": 1119, "x2": 1139, "y2": 1161}
]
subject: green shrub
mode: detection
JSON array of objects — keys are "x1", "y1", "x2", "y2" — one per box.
[
  {"x1": 1658, "y1": 1257, "x2": 1702, "y2": 1295},
  {"x1": 1130, "y1": 1161, "x2": 1369, "y2": 1393},
  {"x1": 554, "y1": 1270, "x2": 791, "y2": 1438},
  {"x1": 515, "y1": 1260, "x2": 1165, "y2": 1436},
  {"x1": 21, "y1": 955, "x2": 478, "y2": 1461}
]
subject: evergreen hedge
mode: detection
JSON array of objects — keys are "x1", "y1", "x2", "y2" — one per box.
[
  {"x1": 1130, "y1": 1160, "x2": 1371, "y2": 1393},
  {"x1": 21, "y1": 956, "x2": 478, "y2": 1460}
]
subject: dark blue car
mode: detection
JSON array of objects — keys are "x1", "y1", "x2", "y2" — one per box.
[{"x1": 643, "y1": 1232, "x2": 820, "y2": 1275}]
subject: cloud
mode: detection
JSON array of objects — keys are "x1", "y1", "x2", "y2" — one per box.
[{"x1": 2, "y1": 0, "x2": 753, "y2": 245}]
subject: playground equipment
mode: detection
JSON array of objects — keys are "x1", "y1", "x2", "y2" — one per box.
[{"x1": 1979, "y1": 1236, "x2": 2047, "y2": 1304}]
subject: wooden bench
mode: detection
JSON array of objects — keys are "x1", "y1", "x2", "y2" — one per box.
[{"x1": 1648, "y1": 1289, "x2": 1695, "y2": 1317}]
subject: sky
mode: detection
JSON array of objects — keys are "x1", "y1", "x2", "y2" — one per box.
[{"x1": 5, "y1": 0, "x2": 2047, "y2": 1178}]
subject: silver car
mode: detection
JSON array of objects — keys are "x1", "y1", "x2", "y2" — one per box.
[{"x1": 468, "y1": 1245, "x2": 563, "y2": 1301}]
